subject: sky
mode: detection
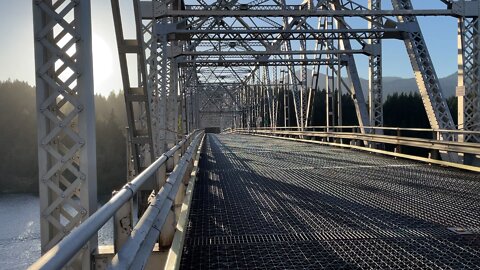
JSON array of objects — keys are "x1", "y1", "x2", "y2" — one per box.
[{"x1": 0, "y1": 0, "x2": 458, "y2": 96}]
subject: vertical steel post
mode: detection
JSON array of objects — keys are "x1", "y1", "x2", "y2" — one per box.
[
  {"x1": 328, "y1": 1, "x2": 370, "y2": 136},
  {"x1": 458, "y1": 6, "x2": 480, "y2": 165},
  {"x1": 368, "y1": 0, "x2": 384, "y2": 134},
  {"x1": 33, "y1": 0, "x2": 97, "y2": 268},
  {"x1": 392, "y1": 0, "x2": 458, "y2": 162}
]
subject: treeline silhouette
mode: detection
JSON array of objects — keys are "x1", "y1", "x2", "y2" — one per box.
[
  {"x1": 277, "y1": 89, "x2": 457, "y2": 128},
  {"x1": 0, "y1": 80, "x2": 126, "y2": 194},
  {"x1": 0, "y1": 80, "x2": 458, "y2": 194}
]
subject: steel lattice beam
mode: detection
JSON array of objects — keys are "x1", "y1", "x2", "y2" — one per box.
[
  {"x1": 457, "y1": 7, "x2": 480, "y2": 165},
  {"x1": 392, "y1": 0, "x2": 458, "y2": 162},
  {"x1": 369, "y1": 0, "x2": 384, "y2": 134},
  {"x1": 33, "y1": 0, "x2": 97, "y2": 267}
]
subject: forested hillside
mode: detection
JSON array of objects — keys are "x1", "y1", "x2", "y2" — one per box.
[
  {"x1": 0, "y1": 80, "x2": 459, "y2": 194},
  {"x1": 0, "y1": 80, "x2": 126, "y2": 194}
]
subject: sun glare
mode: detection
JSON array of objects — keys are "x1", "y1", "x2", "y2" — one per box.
[{"x1": 92, "y1": 33, "x2": 113, "y2": 93}]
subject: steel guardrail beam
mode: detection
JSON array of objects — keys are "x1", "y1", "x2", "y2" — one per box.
[
  {"x1": 29, "y1": 130, "x2": 200, "y2": 270},
  {"x1": 250, "y1": 126, "x2": 480, "y2": 135},
  {"x1": 243, "y1": 132, "x2": 480, "y2": 173},
  {"x1": 109, "y1": 132, "x2": 203, "y2": 270},
  {"x1": 238, "y1": 129, "x2": 480, "y2": 156}
]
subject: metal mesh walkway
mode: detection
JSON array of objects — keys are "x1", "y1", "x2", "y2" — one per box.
[{"x1": 180, "y1": 134, "x2": 480, "y2": 269}]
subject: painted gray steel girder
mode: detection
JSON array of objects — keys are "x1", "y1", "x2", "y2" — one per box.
[
  {"x1": 331, "y1": 1, "x2": 371, "y2": 133},
  {"x1": 300, "y1": 37, "x2": 309, "y2": 128},
  {"x1": 159, "y1": 28, "x2": 404, "y2": 41},
  {"x1": 281, "y1": 11, "x2": 312, "y2": 130},
  {"x1": 392, "y1": 0, "x2": 457, "y2": 138},
  {"x1": 324, "y1": 15, "x2": 338, "y2": 129},
  {"x1": 140, "y1": 1, "x2": 164, "y2": 159},
  {"x1": 134, "y1": 0, "x2": 157, "y2": 162},
  {"x1": 111, "y1": 0, "x2": 155, "y2": 176},
  {"x1": 369, "y1": 0, "x2": 384, "y2": 131},
  {"x1": 458, "y1": 15, "x2": 480, "y2": 143},
  {"x1": 178, "y1": 58, "x2": 342, "y2": 67},
  {"x1": 178, "y1": 49, "x2": 366, "y2": 56},
  {"x1": 33, "y1": 0, "x2": 97, "y2": 268},
  {"x1": 158, "y1": 8, "x2": 458, "y2": 17}
]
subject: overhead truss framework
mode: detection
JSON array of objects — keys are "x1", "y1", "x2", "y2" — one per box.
[
  {"x1": 32, "y1": 0, "x2": 480, "y2": 266},
  {"x1": 138, "y1": 0, "x2": 479, "y2": 143}
]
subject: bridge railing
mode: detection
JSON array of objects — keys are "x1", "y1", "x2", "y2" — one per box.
[
  {"x1": 235, "y1": 126, "x2": 480, "y2": 170},
  {"x1": 30, "y1": 130, "x2": 204, "y2": 270}
]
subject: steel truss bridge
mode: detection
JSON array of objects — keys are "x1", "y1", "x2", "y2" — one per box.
[{"x1": 29, "y1": 0, "x2": 480, "y2": 269}]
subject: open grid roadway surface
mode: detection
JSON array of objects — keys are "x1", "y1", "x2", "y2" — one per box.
[{"x1": 180, "y1": 134, "x2": 480, "y2": 269}]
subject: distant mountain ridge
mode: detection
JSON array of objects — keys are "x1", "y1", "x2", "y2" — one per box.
[{"x1": 292, "y1": 70, "x2": 458, "y2": 100}]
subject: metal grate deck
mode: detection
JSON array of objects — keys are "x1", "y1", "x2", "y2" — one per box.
[{"x1": 180, "y1": 134, "x2": 480, "y2": 269}]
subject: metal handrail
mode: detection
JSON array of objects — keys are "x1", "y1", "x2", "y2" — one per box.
[
  {"x1": 240, "y1": 126, "x2": 480, "y2": 135},
  {"x1": 246, "y1": 129, "x2": 480, "y2": 153},
  {"x1": 235, "y1": 128, "x2": 480, "y2": 161},
  {"x1": 110, "y1": 133, "x2": 202, "y2": 269},
  {"x1": 29, "y1": 130, "x2": 201, "y2": 270}
]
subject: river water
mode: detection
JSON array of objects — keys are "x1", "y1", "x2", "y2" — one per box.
[{"x1": 0, "y1": 194, "x2": 113, "y2": 269}]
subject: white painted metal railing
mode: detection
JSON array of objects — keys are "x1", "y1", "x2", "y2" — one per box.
[
  {"x1": 29, "y1": 131, "x2": 203, "y2": 270},
  {"x1": 235, "y1": 127, "x2": 480, "y2": 171}
]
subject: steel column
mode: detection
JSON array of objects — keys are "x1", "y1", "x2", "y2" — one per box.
[
  {"x1": 33, "y1": 0, "x2": 97, "y2": 268},
  {"x1": 368, "y1": 0, "x2": 384, "y2": 134}
]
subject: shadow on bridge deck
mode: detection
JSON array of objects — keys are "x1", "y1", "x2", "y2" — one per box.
[{"x1": 180, "y1": 134, "x2": 480, "y2": 269}]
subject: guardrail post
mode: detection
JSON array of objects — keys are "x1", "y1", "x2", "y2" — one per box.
[
  {"x1": 160, "y1": 148, "x2": 182, "y2": 247},
  {"x1": 113, "y1": 129, "x2": 135, "y2": 253},
  {"x1": 349, "y1": 127, "x2": 357, "y2": 146},
  {"x1": 160, "y1": 134, "x2": 199, "y2": 248},
  {"x1": 429, "y1": 149, "x2": 440, "y2": 160},
  {"x1": 113, "y1": 192, "x2": 133, "y2": 253},
  {"x1": 395, "y1": 128, "x2": 402, "y2": 153},
  {"x1": 429, "y1": 130, "x2": 440, "y2": 160},
  {"x1": 337, "y1": 127, "x2": 344, "y2": 145}
]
